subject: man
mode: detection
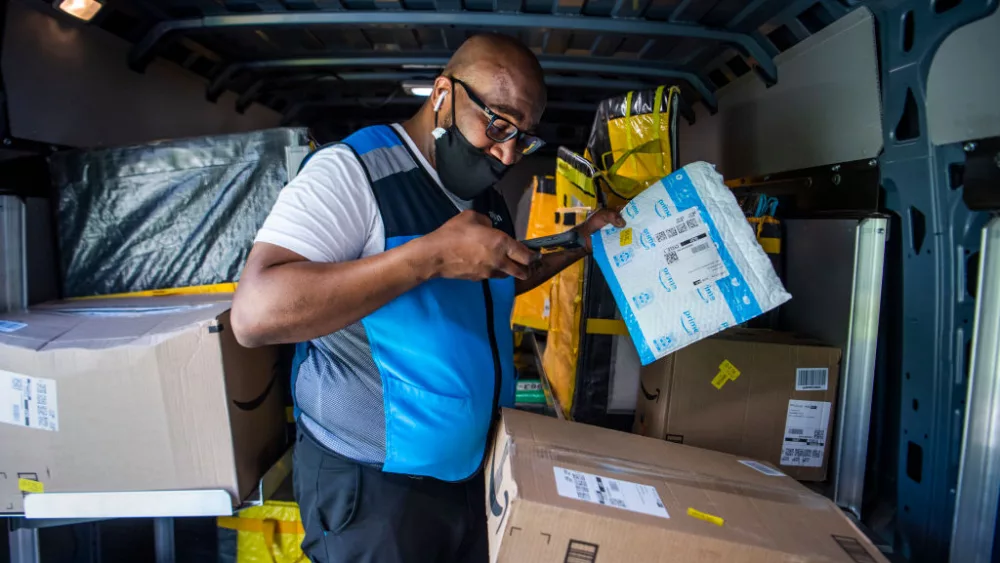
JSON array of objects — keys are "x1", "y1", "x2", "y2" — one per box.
[{"x1": 232, "y1": 34, "x2": 623, "y2": 563}]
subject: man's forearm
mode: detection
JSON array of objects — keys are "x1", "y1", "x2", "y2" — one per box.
[
  {"x1": 515, "y1": 247, "x2": 588, "y2": 295},
  {"x1": 232, "y1": 240, "x2": 438, "y2": 347}
]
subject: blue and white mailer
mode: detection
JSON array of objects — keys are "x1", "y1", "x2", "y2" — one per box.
[{"x1": 591, "y1": 162, "x2": 791, "y2": 365}]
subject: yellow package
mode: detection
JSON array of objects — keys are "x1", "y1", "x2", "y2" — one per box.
[
  {"x1": 540, "y1": 207, "x2": 591, "y2": 419},
  {"x1": 511, "y1": 176, "x2": 561, "y2": 331},
  {"x1": 585, "y1": 85, "x2": 681, "y2": 205},
  {"x1": 217, "y1": 501, "x2": 306, "y2": 563}
]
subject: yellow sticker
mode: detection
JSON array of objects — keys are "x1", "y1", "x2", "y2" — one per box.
[
  {"x1": 711, "y1": 371, "x2": 729, "y2": 390},
  {"x1": 687, "y1": 507, "x2": 724, "y2": 526},
  {"x1": 719, "y1": 360, "x2": 741, "y2": 380},
  {"x1": 18, "y1": 478, "x2": 43, "y2": 494},
  {"x1": 619, "y1": 228, "x2": 633, "y2": 246}
]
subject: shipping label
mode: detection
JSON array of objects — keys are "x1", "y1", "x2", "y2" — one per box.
[
  {"x1": 553, "y1": 466, "x2": 669, "y2": 518},
  {"x1": 0, "y1": 370, "x2": 59, "y2": 431},
  {"x1": 655, "y1": 208, "x2": 729, "y2": 290},
  {"x1": 780, "y1": 400, "x2": 831, "y2": 467}
]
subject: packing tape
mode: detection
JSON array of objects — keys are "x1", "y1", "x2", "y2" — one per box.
[
  {"x1": 18, "y1": 478, "x2": 43, "y2": 494},
  {"x1": 619, "y1": 228, "x2": 633, "y2": 246},
  {"x1": 585, "y1": 318, "x2": 629, "y2": 335},
  {"x1": 712, "y1": 360, "x2": 741, "y2": 389},
  {"x1": 687, "y1": 507, "x2": 724, "y2": 526},
  {"x1": 719, "y1": 360, "x2": 741, "y2": 380},
  {"x1": 711, "y1": 371, "x2": 730, "y2": 390},
  {"x1": 70, "y1": 283, "x2": 238, "y2": 300},
  {"x1": 519, "y1": 443, "x2": 829, "y2": 508}
]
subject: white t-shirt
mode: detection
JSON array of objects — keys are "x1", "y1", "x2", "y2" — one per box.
[{"x1": 254, "y1": 123, "x2": 471, "y2": 262}]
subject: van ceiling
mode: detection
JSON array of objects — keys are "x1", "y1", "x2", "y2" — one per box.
[{"x1": 40, "y1": 0, "x2": 849, "y2": 149}]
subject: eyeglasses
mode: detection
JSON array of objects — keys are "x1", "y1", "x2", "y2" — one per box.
[{"x1": 449, "y1": 77, "x2": 545, "y2": 156}]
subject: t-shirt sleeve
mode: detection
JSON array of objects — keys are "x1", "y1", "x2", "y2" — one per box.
[{"x1": 254, "y1": 145, "x2": 378, "y2": 263}]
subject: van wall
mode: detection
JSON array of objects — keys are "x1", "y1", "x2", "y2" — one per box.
[
  {"x1": 2, "y1": 0, "x2": 281, "y2": 149},
  {"x1": 679, "y1": 7, "x2": 883, "y2": 180}
]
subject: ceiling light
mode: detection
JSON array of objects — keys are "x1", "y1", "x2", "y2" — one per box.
[
  {"x1": 402, "y1": 82, "x2": 435, "y2": 97},
  {"x1": 55, "y1": 0, "x2": 103, "y2": 21}
]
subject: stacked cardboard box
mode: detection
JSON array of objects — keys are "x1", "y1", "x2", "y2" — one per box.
[
  {"x1": 0, "y1": 295, "x2": 288, "y2": 513},
  {"x1": 633, "y1": 329, "x2": 842, "y2": 482},
  {"x1": 486, "y1": 409, "x2": 883, "y2": 562}
]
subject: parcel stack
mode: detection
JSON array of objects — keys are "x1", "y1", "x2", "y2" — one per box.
[
  {"x1": 525, "y1": 86, "x2": 683, "y2": 424},
  {"x1": 0, "y1": 295, "x2": 288, "y2": 514},
  {"x1": 51, "y1": 127, "x2": 310, "y2": 297},
  {"x1": 485, "y1": 409, "x2": 886, "y2": 563}
]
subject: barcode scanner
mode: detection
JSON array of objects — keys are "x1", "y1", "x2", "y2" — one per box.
[{"x1": 520, "y1": 230, "x2": 585, "y2": 251}]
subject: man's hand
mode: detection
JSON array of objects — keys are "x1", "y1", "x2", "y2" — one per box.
[
  {"x1": 419, "y1": 210, "x2": 538, "y2": 281},
  {"x1": 573, "y1": 208, "x2": 626, "y2": 253}
]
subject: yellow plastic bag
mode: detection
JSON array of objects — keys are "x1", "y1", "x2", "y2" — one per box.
[
  {"x1": 217, "y1": 501, "x2": 306, "y2": 563},
  {"x1": 511, "y1": 176, "x2": 561, "y2": 331},
  {"x1": 540, "y1": 207, "x2": 591, "y2": 419},
  {"x1": 585, "y1": 85, "x2": 681, "y2": 206}
]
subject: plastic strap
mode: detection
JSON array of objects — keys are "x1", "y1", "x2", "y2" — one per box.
[
  {"x1": 585, "y1": 318, "x2": 629, "y2": 335},
  {"x1": 69, "y1": 282, "x2": 238, "y2": 300},
  {"x1": 216, "y1": 516, "x2": 305, "y2": 536},
  {"x1": 652, "y1": 85, "x2": 666, "y2": 174},
  {"x1": 217, "y1": 516, "x2": 306, "y2": 563},
  {"x1": 624, "y1": 91, "x2": 639, "y2": 177}
]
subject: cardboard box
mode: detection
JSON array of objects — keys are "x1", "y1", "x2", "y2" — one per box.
[
  {"x1": 486, "y1": 409, "x2": 885, "y2": 563},
  {"x1": 0, "y1": 295, "x2": 287, "y2": 514},
  {"x1": 633, "y1": 329, "x2": 842, "y2": 481}
]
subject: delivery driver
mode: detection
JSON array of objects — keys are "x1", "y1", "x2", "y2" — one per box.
[{"x1": 231, "y1": 34, "x2": 623, "y2": 563}]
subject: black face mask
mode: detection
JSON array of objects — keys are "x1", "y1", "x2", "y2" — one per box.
[{"x1": 433, "y1": 91, "x2": 509, "y2": 200}]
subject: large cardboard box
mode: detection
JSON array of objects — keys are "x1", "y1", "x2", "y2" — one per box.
[
  {"x1": 486, "y1": 409, "x2": 885, "y2": 563},
  {"x1": 0, "y1": 295, "x2": 287, "y2": 514},
  {"x1": 633, "y1": 329, "x2": 842, "y2": 481}
]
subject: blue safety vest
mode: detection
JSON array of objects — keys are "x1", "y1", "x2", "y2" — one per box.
[{"x1": 291, "y1": 125, "x2": 516, "y2": 482}]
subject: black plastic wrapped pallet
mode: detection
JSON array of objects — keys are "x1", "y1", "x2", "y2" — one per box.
[{"x1": 51, "y1": 128, "x2": 310, "y2": 297}]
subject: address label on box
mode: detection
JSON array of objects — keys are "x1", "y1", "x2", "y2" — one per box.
[
  {"x1": 780, "y1": 400, "x2": 830, "y2": 467},
  {"x1": 553, "y1": 466, "x2": 669, "y2": 518},
  {"x1": 0, "y1": 370, "x2": 59, "y2": 431}
]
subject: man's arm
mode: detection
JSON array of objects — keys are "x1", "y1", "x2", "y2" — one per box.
[
  {"x1": 514, "y1": 208, "x2": 625, "y2": 295},
  {"x1": 232, "y1": 210, "x2": 535, "y2": 348}
]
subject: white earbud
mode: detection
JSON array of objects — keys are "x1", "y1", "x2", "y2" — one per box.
[{"x1": 433, "y1": 92, "x2": 447, "y2": 112}]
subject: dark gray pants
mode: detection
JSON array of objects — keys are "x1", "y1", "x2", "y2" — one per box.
[{"x1": 293, "y1": 428, "x2": 489, "y2": 563}]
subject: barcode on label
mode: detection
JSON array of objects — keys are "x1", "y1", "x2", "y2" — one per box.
[
  {"x1": 655, "y1": 231, "x2": 667, "y2": 242},
  {"x1": 686, "y1": 217, "x2": 698, "y2": 229},
  {"x1": 788, "y1": 428, "x2": 804, "y2": 435},
  {"x1": 573, "y1": 474, "x2": 589, "y2": 500},
  {"x1": 665, "y1": 251, "x2": 679, "y2": 265},
  {"x1": 796, "y1": 368, "x2": 829, "y2": 391},
  {"x1": 676, "y1": 222, "x2": 688, "y2": 234},
  {"x1": 691, "y1": 242, "x2": 710, "y2": 254},
  {"x1": 738, "y1": 460, "x2": 785, "y2": 477},
  {"x1": 609, "y1": 481, "x2": 619, "y2": 493}
]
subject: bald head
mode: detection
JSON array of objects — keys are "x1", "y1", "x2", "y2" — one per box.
[{"x1": 441, "y1": 34, "x2": 547, "y2": 127}]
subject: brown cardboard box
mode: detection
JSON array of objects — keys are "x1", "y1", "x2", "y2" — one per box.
[
  {"x1": 633, "y1": 329, "x2": 842, "y2": 481},
  {"x1": 0, "y1": 295, "x2": 287, "y2": 514},
  {"x1": 486, "y1": 408, "x2": 885, "y2": 563}
]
